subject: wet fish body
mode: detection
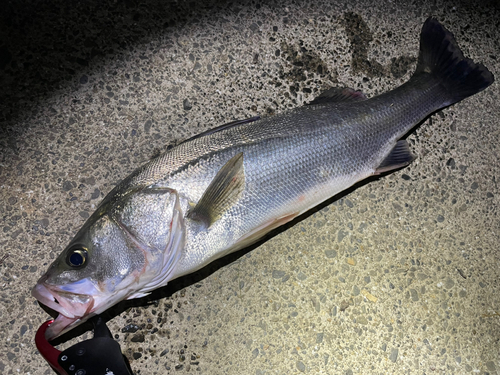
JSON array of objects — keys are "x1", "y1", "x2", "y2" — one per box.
[{"x1": 33, "y1": 18, "x2": 494, "y2": 339}]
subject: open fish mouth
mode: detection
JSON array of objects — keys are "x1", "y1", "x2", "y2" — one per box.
[{"x1": 32, "y1": 282, "x2": 95, "y2": 340}]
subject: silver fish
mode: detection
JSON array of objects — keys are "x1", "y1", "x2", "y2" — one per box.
[{"x1": 33, "y1": 18, "x2": 493, "y2": 339}]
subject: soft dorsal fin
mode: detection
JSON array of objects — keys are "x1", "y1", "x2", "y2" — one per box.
[
  {"x1": 187, "y1": 152, "x2": 245, "y2": 227},
  {"x1": 375, "y1": 140, "x2": 416, "y2": 174},
  {"x1": 307, "y1": 87, "x2": 367, "y2": 105}
]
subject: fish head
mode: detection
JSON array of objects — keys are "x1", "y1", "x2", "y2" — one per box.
[{"x1": 32, "y1": 187, "x2": 185, "y2": 339}]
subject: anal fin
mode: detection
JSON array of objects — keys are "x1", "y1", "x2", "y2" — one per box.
[{"x1": 375, "y1": 140, "x2": 416, "y2": 174}]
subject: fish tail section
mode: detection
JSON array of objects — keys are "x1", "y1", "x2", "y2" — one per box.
[{"x1": 415, "y1": 18, "x2": 494, "y2": 106}]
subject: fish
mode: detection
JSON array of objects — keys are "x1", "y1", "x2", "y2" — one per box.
[{"x1": 32, "y1": 18, "x2": 494, "y2": 340}]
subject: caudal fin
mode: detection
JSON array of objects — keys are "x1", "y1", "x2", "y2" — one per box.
[{"x1": 415, "y1": 18, "x2": 494, "y2": 106}]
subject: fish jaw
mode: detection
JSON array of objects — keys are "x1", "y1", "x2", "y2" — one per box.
[
  {"x1": 32, "y1": 280, "x2": 97, "y2": 339},
  {"x1": 32, "y1": 268, "x2": 157, "y2": 339},
  {"x1": 32, "y1": 279, "x2": 134, "y2": 340}
]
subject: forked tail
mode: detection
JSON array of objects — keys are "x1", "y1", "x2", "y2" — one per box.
[{"x1": 414, "y1": 18, "x2": 494, "y2": 106}]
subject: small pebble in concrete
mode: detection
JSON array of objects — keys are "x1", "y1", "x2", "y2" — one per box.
[
  {"x1": 486, "y1": 361, "x2": 497, "y2": 372},
  {"x1": 91, "y1": 188, "x2": 100, "y2": 199},
  {"x1": 337, "y1": 230, "x2": 348, "y2": 242},
  {"x1": 272, "y1": 270, "x2": 285, "y2": 279},
  {"x1": 444, "y1": 277, "x2": 455, "y2": 289},
  {"x1": 352, "y1": 285, "x2": 360, "y2": 296},
  {"x1": 356, "y1": 316, "x2": 368, "y2": 325},
  {"x1": 297, "y1": 271, "x2": 307, "y2": 280},
  {"x1": 133, "y1": 352, "x2": 142, "y2": 360},
  {"x1": 325, "y1": 249, "x2": 337, "y2": 258},
  {"x1": 316, "y1": 332, "x2": 324, "y2": 344},
  {"x1": 296, "y1": 361, "x2": 305, "y2": 372},
  {"x1": 63, "y1": 181, "x2": 74, "y2": 191},
  {"x1": 183, "y1": 98, "x2": 192, "y2": 110},
  {"x1": 389, "y1": 348, "x2": 398, "y2": 362},
  {"x1": 122, "y1": 324, "x2": 140, "y2": 333},
  {"x1": 410, "y1": 288, "x2": 419, "y2": 301},
  {"x1": 131, "y1": 333, "x2": 145, "y2": 342}
]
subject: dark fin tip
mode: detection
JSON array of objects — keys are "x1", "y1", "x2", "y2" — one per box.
[{"x1": 416, "y1": 18, "x2": 494, "y2": 105}]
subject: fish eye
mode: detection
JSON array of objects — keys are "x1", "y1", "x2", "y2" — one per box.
[{"x1": 66, "y1": 248, "x2": 88, "y2": 268}]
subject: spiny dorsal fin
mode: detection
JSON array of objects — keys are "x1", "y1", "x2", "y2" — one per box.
[
  {"x1": 375, "y1": 140, "x2": 416, "y2": 174},
  {"x1": 178, "y1": 117, "x2": 260, "y2": 145},
  {"x1": 307, "y1": 87, "x2": 367, "y2": 105},
  {"x1": 188, "y1": 152, "x2": 245, "y2": 227}
]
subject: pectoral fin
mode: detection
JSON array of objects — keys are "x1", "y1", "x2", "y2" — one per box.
[
  {"x1": 375, "y1": 140, "x2": 416, "y2": 174},
  {"x1": 188, "y1": 152, "x2": 245, "y2": 227}
]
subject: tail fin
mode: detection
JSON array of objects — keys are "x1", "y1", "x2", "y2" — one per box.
[{"x1": 415, "y1": 18, "x2": 494, "y2": 106}]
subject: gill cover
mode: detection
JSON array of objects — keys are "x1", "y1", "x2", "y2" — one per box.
[{"x1": 111, "y1": 186, "x2": 185, "y2": 297}]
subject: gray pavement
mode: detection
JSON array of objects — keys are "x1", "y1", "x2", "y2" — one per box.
[{"x1": 1, "y1": 0, "x2": 499, "y2": 374}]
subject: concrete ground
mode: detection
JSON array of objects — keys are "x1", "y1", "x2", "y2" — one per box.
[{"x1": 1, "y1": 0, "x2": 499, "y2": 374}]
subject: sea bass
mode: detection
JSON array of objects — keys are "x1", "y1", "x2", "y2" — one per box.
[{"x1": 33, "y1": 18, "x2": 493, "y2": 339}]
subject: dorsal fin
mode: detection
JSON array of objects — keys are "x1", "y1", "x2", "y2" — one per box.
[
  {"x1": 187, "y1": 152, "x2": 245, "y2": 227},
  {"x1": 178, "y1": 116, "x2": 260, "y2": 145},
  {"x1": 308, "y1": 87, "x2": 367, "y2": 105}
]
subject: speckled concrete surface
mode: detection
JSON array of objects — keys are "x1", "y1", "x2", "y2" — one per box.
[{"x1": 1, "y1": 0, "x2": 499, "y2": 374}]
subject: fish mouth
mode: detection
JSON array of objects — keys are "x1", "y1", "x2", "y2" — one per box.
[{"x1": 32, "y1": 282, "x2": 95, "y2": 340}]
